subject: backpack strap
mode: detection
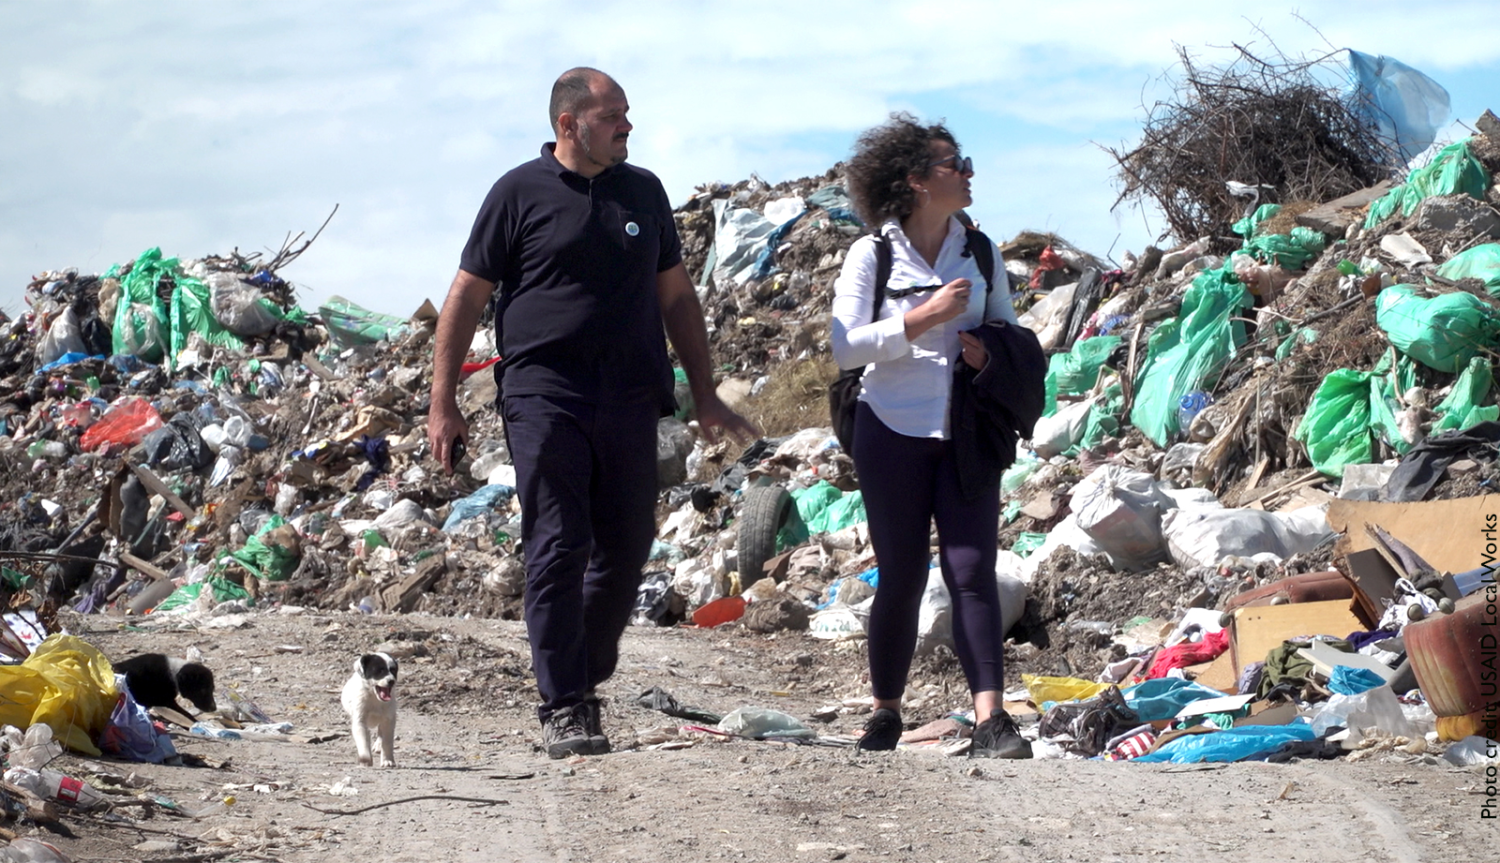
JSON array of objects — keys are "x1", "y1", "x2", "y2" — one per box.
[
  {"x1": 963, "y1": 226, "x2": 997, "y2": 300},
  {"x1": 870, "y1": 233, "x2": 891, "y2": 323}
]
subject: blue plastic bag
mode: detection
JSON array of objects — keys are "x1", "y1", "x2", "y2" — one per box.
[
  {"x1": 1346, "y1": 50, "x2": 1451, "y2": 164},
  {"x1": 1133, "y1": 722, "x2": 1316, "y2": 763},
  {"x1": 442, "y1": 484, "x2": 516, "y2": 532},
  {"x1": 1121, "y1": 678, "x2": 1228, "y2": 722},
  {"x1": 1329, "y1": 666, "x2": 1386, "y2": 696}
]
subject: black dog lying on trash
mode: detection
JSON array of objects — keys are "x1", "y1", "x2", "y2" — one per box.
[{"x1": 114, "y1": 653, "x2": 217, "y2": 715}]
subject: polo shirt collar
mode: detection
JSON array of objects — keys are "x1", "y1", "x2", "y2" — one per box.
[{"x1": 540, "y1": 142, "x2": 621, "y2": 181}]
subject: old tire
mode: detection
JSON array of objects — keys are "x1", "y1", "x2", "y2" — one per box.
[{"x1": 737, "y1": 485, "x2": 793, "y2": 587}]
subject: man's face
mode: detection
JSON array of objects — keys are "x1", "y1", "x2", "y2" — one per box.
[{"x1": 576, "y1": 85, "x2": 631, "y2": 169}]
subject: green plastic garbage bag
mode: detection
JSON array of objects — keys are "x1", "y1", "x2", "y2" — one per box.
[
  {"x1": 1130, "y1": 266, "x2": 1250, "y2": 446},
  {"x1": 112, "y1": 248, "x2": 172, "y2": 362},
  {"x1": 1011, "y1": 532, "x2": 1048, "y2": 558},
  {"x1": 169, "y1": 273, "x2": 245, "y2": 363},
  {"x1": 1275, "y1": 327, "x2": 1318, "y2": 361},
  {"x1": 1001, "y1": 453, "x2": 1044, "y2": 497},
  {"x1": 1231, "y1": 203, "x2": 1282, "y2": 240},
  {"x1": 1364, "y1": 140, "x2": 1491, "y2": 228},
  {"x1": 1076, "y1": 383, "x2": 1124, "y2": 453},
  {"x1": 1045, "y1": 336, "x2": 1121, "y2": 416},
  {"x1": 1432, "y1": 356, "x2": 1499, "y2": 434},
  {"x1": 1375, "y1": 285, "x2": 1500, "y2": 372},
  {"x1": 319, "y1": 296, "x2": 409, "y2": 347},
  {"x1": 1436, "y1": 244, "x2": 1500, "y2": 295},
  {"x1": 226, "y1": 516, "x2": 300, "y2": 582},
  {"x1": 791, "y1": 482, "x2": 843, "y2": 527},
  {"x1": 1240, "y1": 226, "x2": 1326, "y2": 271},
  {"x1": 1293, "y1": 368, "x2": 1373, "y2": 477},
  {"x1": 153, "y1": 575, "x2": 252, "y2": 614},
  {"x1": 808, "y1": 491, "x2": 865, "y2": 534}
]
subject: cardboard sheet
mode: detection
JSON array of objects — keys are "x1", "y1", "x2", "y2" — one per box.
[
  {"x1": 1229, "y1": 600, "x2": 1365, "y2": 675},
  {"x1": 1326, "y1": 495, "x2": 1500, "y2": 574}
]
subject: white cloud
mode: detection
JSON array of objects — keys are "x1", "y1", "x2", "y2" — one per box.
[{"x1": 3, "y1": 0, "x2": 1498, "y2": 317}]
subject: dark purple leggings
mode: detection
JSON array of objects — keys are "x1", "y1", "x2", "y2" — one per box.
[{"x1": 853, "y1": 401, "x2": 1006, "y2": 699}]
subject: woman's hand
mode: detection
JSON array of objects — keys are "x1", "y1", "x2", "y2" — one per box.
[
  {"x1": 958, "y1": 331, "x2": 988, "y2": 370},
  {"x1": 903, "y1": 278, "x2": 972, "y2": 340}
]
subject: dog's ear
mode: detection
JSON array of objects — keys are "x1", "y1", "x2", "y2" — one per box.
[
  {"x1": 382, "y1": 653, "x2": 398, "y2": 681},
  {"x1": 353, "y1": 655, "x2": 367, "y2": 675}
]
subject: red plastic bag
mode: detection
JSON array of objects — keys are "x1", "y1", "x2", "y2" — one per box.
[
  {"x1": 691, "y1": 596, "x2": 746, "y2": 628},
  {"x1": 80, "y1": 398, "x2": 163, "y2": 451}
]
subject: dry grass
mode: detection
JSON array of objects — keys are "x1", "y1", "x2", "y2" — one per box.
[
  {"x1": 742, "y1": 354, "x2": 839, "y2": 438},
  {"x1": 1257, "y1": 200, "x2": 1317, "y2": 237}
]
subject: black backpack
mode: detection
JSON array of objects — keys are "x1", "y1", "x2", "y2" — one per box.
[{"x1": 828, "y1": 228, "x2": 997, "y2": 456}]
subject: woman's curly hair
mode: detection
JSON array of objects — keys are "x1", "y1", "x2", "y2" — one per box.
[{"x1": 845, "y1": 113, "x2": 958, "y2": 227}]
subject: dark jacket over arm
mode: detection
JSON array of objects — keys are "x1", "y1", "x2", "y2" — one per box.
[{"x1": 949, "y1": 320, "x2": 1047, "y2": 502}]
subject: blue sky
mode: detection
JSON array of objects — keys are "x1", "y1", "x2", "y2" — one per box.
[{"x1": 3, "y1": 1, "x2": 1499, "y2": 318}]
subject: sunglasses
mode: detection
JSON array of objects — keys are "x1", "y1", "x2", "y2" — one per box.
[{"x1": 928, "y1": 153, "x2": 973, "y2": 174}]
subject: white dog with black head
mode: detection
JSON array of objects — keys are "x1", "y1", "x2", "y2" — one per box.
[{"x1": 341, "y1": 652, "x2": 398, "y2": 767}]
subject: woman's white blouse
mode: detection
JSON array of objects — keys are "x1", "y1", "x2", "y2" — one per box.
[{"x1": 830, "y1": 217, "x2": 1019, "y2": 440}]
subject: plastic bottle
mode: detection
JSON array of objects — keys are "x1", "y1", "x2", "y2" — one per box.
[
  {"x1": 1176, "y1": 391, "x2": 1213, "y2": 434},
  {"x1": 7, "y1": 724, "x2": 63, "y2": 771},
  {"x1": 25, "y1": 440, "x2": 66, "y2": 460},
  {"x1": 191, "y1": 795, "x2": 237, "y2": 818},
  {"x1": 222, "y1": 416, "x2": 251, "y2": 448},
  {"x1": 0, "y1": 838, "x2": 73, "y2": 862},
  {"x1": 2, "y1": 767, "x2": 110, "y2": 811}
]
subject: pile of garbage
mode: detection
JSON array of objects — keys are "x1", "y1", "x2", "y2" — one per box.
[{"x1": 3, "y1": 82, "x2": 1500, "y2": 770}]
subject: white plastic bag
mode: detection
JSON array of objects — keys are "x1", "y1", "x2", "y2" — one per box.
[
  {"x1": 1308, "y1": 684, "x2": 1416, "y2": 741},
  {"x1": 1030, "y1": 398, "x2": 1094, "y2": 458},
  {"x1": 717, "y1": 707, "x2": 815, "y2": 739},
  {"x1": 37, "y1": 307, "x2": 87, "y2": 365},
  {"x1": 1071, "y1": 465, "x2": 1173, "y2": 571},
  {"x1": 1161, "y1": 505, "x2": 1334, "y2": 569},
  {"x1": 208, "y1": 272, "x2": 281, "y2": 336}
]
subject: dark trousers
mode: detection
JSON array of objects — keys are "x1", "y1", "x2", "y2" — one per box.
[
  {"x1": 502, "y1": 394, "x2": 658, "y2": 720},
  {"x1": 852, "y1": 401, "x2": 1006, "y2": 700}
]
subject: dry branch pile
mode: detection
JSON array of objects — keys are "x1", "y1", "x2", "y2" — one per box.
[{"x1": 1109, "y1": 44, "x2": 1391, "y2": 247}]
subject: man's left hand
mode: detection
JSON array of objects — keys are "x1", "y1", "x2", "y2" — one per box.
[{"x1": 693, "y1": 394, "x2": 760, "y2": 445}]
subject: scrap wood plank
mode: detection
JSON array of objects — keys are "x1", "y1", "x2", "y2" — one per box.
[
  {"x1": 127, "y1": 463, "x2": 196, "y2": 518},
  {"x1": 1238, "y1": 470, "x2": 1324, "y2": 507},
  {"x1": 118, "y1": 551, "x2": 170, "y2": 582}
]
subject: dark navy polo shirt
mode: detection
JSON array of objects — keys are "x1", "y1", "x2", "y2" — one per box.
[{"x1": 460, "y1": 143, "x2": 683, "y2": 411}]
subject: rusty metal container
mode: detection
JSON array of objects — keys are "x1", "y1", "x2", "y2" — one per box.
[
  {"x1": 1223, "y1": 571, "x2": 1354, "y2": 614},
  {"x1": 1405, "y1": 591, "x2": 1500, "y2": 740}
]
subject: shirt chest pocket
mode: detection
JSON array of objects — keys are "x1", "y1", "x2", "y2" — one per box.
[{"x1": 613, "y1": 209, "x2": 658, "y2": 261}]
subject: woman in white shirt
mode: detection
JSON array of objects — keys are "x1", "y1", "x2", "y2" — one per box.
[{"x1": 831, "y1": 114, "x2": 1031, "y2": 758}]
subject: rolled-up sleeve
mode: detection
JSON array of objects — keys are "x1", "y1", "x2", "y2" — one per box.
[{"x1": 830, "y1": 236, "x2": 911, "y2": 370}]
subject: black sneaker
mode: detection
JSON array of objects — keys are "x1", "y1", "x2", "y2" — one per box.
[
  {"x1": 856, "y1": 708, "x2": 902, "y2": 752},
  {"x1": 581, "y1": 695, "x2": 611, "y2": 755},
  {"x1": 970, "y1": 711, "x2": 1033, "y2": 759},
  {"x1": 541, "y1": 705, "x2": 594, "y2": 759}
]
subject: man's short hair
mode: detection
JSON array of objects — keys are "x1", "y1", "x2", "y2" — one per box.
[{"x1": 549, "y1": 67, "x2": 617, "y2": 132}]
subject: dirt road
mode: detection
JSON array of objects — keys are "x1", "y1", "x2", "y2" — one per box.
[{"x1": 29, "y1": 610, "x2": 1497, "y2": 863}]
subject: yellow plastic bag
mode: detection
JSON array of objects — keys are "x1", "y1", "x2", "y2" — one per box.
[
  {"x1": 1022, "y1": 674, "x2": 1108, "y2": 706},
  {"x1": 0, "y1": 635, "x2": 118, "y2": 756}
]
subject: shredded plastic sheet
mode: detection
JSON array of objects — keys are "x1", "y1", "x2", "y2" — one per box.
[
  {"x1": 1436, "y1": 243, "x2": 1500, "y2": 294},
  {"x1": 1129, "y1": 267, "x2": 1250, "y2": 446},
  {"x1": 1346, "y1": 49, "x2": 1451, "y2": 164},
  {"x1": 319, "y1": 295, "x2": 409, "y2": 347},
  {"x1": 0, "y1": 635, "x2": 119, "y2": 756},
  {"x1": 1364, "y1": 140, "x2": 1490, "y2": 228}
]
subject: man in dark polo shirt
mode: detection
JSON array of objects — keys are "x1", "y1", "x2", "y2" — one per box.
[{"x1": 427, "y1": 67, "x2": 755, "y2": 759}]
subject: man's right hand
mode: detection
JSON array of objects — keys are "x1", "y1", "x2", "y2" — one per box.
[{"x1": 427, "y1": 401, "x2": 469, "y2": 476}]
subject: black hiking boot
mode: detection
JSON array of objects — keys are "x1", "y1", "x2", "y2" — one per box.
[
  {"x1": 541, "y1": 705, "x2": 594, "y2": 759},
  {"x1": 581, "y1": 694, "x2": 611, "y2": 755}
]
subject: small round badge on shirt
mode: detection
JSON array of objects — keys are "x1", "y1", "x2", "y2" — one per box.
[{"x1": 625, "y1": 221, "x2": 640, "y2": 236}]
